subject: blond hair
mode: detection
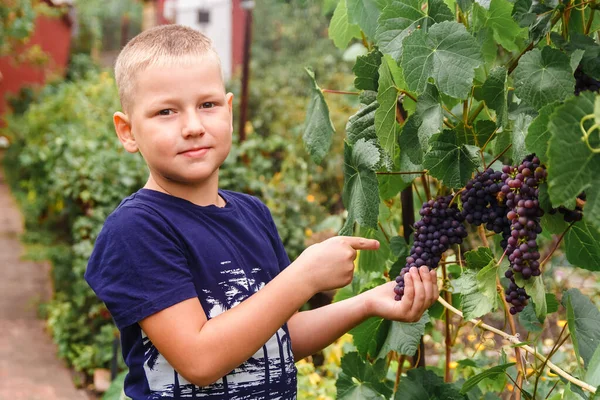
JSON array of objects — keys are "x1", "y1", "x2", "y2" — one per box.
[{"x1": 114, "y1": 24, "x2": 222, "y2": 114}]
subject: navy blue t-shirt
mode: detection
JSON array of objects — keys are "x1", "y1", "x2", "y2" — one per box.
[{"x1": 85, "y1": 188, "x2": 297, "y2": 399}]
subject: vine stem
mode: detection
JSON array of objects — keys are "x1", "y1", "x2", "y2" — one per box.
[
  {"x1": 540, "y1": 221, "x2": 575, "y2": 269},
  {"x1": 488, "y1": 143, "x2": 512, "y2": 167},
  {"x1": 321, "y1": 89, "x2": 360, "y2": 96},
  {"x1": 436, "y1": 296, "x2": 598, "y2": 394},
  {"x1": 376, "y1": 170, "x2": 427, "y2": 175},
  {"x1": 441, "y1": 262, "x2": 453, "y2": 382}
]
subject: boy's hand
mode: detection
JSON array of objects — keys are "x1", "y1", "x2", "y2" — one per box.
[
  {"x1": 293, "y1": 236, "x2": 379, "y2": 294},
  {"x1": 363, "y1": 266, "x2": 439, "y2": 322}
]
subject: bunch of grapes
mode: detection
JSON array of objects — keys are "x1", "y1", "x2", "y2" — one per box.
[
  {"x1": 393, "y1": 195, "x2": 468, "y2": 300},
  {"x1": 549, "y1": 192, "x2": 586, "y2": 223},
  {"x1": 460, "y1": 168, "x2": 511, "y2": 244},
  {"x1": 500, "y1": 155, "x2": 547, "y2": 314},
  {"x1": 574, "y1": 66, "x2": 600, "y2": 95}
]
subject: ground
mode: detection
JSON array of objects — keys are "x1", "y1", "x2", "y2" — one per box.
[{"x1": 0, "y1": 154, "x2": 91, "y2": 400}]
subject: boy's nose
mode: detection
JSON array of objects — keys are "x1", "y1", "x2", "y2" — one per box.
[{"x1": 182, "y1": 112, "x2": 206, "y2": 138}]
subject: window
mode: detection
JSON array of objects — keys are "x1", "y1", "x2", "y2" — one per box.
[{"x1": 198, "y1": 10, "x2": 210, "y2": 24}]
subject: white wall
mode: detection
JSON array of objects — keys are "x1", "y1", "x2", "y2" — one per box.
[{"x1": 165, "y1": 0, "x2": 233, "y2": 81}]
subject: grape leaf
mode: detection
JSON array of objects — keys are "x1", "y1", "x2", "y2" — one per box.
[
  {"x1": 390, "y1": 235, "x2": 410, "y2": 258},
  {"x1": 423, "y1": 130, "x2": 481, "y2": 189},
  {"x1": 455, "y1": 120, "x2": 497, "y2": 147},
  {"x1": 523, "y1": 275, "x2": 547, "y2": 321},
  {"x1": 568, "y1": 33, "x2": 600, "y2": 81},
  {"x1": 525, "y1": 102, "x2": 559, "y2": 164},
  {"x1": 477, "y1": 260, "x2": 500, "y2": 310},
  {"x1": 562, "y1": 289, "x2": 600, "y2": 369},
  {"x1": 340, "y1": 139, "x2": 381, "y2": 235},
  {"x1": 395, "y1": 368, "x2": 467, "y2": 399},
  {"x1": 354, "y1": 50, "x2": 383, "y2": 91},
  {"x1": 519, "y1": 303, "x2": 543, "y2": 332},
  {"x1": 347, "y1": 100, "x2": 379, "y2": 145},
  {"x1": 480, "y1": 66, "x2": 508, "y2": 128},
  {"x1": 350, "y1": 317, "x2": 391, "y2": 358},
  {"x1": 346, "y1": 0, "x2": 385, "y2": 39},
  {"x1": 585, "y1": 344, "x2": 600, "y2": 388},
  {"x1": 472, "y1": 0, "x2": 525, "y2": 53},
  {"x1": 547, "y1": 92, "x2": 600, "y2": 233},
  {"x1": 399, "y1": 83, "x2": 443, "y2": 164},
  {"x1": 336, "y1": 352, "x2": 392, "y2": 400},
  {"x1": 358, "y1": 225, "x2": 392, "y2": 273},
  {"x1": 375, "y1": 55, "x2": 400, "y2": 160},
  {"x1": 303, "y1": 67, "x2": 335, "y2": 165},
  {"x1": 377, "y1": 312, "x2": 430, "y2": 358},
  {"x1": 460, "y1": 363, "x2": 516, "y2": 394},
  {"x1": 375, "y1": 0, "x2": 453, "y2": 62},
  {"x1": 453, "y1": 269, "x2": 495, "y2": 320},
  {"x1": 564, "y1": 220, "x2": 600, "y2": 272},
  {"x1": 513, "y1": 47, "x2": 575, "y2": 109},
  {"x1": 401, "y1": 21, "x2": 483, "y2": 99},
  {"x1": 464, "y1": 247, "x2": 494, "y2": 269},
  {"x1": 329, "y1": 0, "x2": 362, "y2": 49},
  {"x1": 510, "y1": 113, "x2": 533, "y2": 165}
]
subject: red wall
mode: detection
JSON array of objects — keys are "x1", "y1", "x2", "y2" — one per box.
[{"x1": 0, "y1": 14, "x2": 72, "y2": 123}]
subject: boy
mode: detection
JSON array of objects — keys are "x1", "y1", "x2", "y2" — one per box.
[{"x1": 85, "y1": 24, "x2": 438, "y2": 399}]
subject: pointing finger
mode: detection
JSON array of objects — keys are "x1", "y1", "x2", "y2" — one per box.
[{"x1": 337, "y1": 236, "x2": 380, "y2": 250}]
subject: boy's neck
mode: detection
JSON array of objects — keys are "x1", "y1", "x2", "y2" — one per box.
[{"x1": 144, "y1": 173, "x2": 225, "y2": 208}]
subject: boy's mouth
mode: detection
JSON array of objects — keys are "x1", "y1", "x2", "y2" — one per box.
[{"x1": 180, "y1": 147, "x2": 211, "y2": 157}]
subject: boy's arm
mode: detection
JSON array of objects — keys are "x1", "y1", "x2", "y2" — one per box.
[
  {"x1": 287, "y1": 266, "x2": 438, "y2": 361},
  {"x1": 138, "y1": 236, "x2": 378, "y2": 387}
]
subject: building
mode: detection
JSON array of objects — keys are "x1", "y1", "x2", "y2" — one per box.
[
  {"x1": 146, "y1": 0, "x2": 249, "y2": 81},
  {"x1": 0, "y1": 0, "x2": 73, "y2": 125}
]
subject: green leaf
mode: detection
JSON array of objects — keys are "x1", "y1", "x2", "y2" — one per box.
[
  {"x1": 354, "y1": 50, "x2": 383, "y2": 91},
  {"x1": 375, "y1": 0, "x2": 453, "y2": 62},
  {"x1": 303, "y1": 67, "x2": 336, "y2": 165},
  {"x1": 460, "y1": 363, "x2": 516, "y2": 394},
  {"x1": 375, "y1": 55, "x2": 400, "y2": 160},
  {"x1": 510, "y1": 113, "x2": 534, "y2": 165},
  {"x1": 455, "y1": 120, "x2": 496, "y2": 147},
  {"x1": 566, "y1": 33, "x2": 600, "y2": 81},
  {"x1": 329, "y1": 0, "x2": 363, "y2": 49},
  {"x1": 547, "y1": 92, "x2": 600, "y2": 233},
  {"x1": 465, "y1": 247, "x2": 494, "y2": 269},
  {"x1": 562, "y1": 288, "x2": 600, "y2": 369},
  {"x1": 358, "y1": 225, "x2": 392, "y2": 273},
  {"x1": 347, "y1": 100, "x2": 380, "y2": 145},
  {"x1": 585, "y1": 345, "x2": 600, "y2": 388},
  {"x1": 390, "y1": 236, "x2": 410, "y2": 258},
  {"x1": 522, "y1": 276, "x2": 547, "y2": 321},
  {"x1": 350, "y1": 317, "x2": 391, "y2": 358},
  {"x1": 564, "y1": 220, "x2": 600, "y2": 271},
  {"x1": 395, "y1": 368, "x2": 467, "y2": 399},
  {"x1": 346, "y1": 0, "x2": 385, "y2": 39},
  {"x1": 519, "y1": 303, "x2": 543, "y2": 332},
  {"x1": 513, "y1": 47, "x2": 575, "y2": 109},
  {"x1": 401, "y1": 21, "x2": 483, "y2": 99},
  {"x1": 477, "y1": 260, "x2": 500, "y2": 309},
  {"x1": 340, "y1": 139, "x2": 381, "y2": 235},
  {"x1": 423, "y1": 130, "x2": 481, "y2": 189},
  {"x1": 336, "y1": 352, "x2": 392, "y2": 400},
  {"x1": 525, "y1": 102, "x2": 559, "y2": 164},
  {"x1": 473, "y1": 0, "x2": 525, "y2": 52},
  {"x1": 377, "y1": 312, "x2": 430, "y2": 358},
  {"x1": 480, "y1": 66, "x2": 508, "y2": 128},
  {"x1": 453, "y1": 269, "x2": 495, "y2": 320},
  {"x1": 399, "y1": 83, "x2": 443, "y2": 164}
]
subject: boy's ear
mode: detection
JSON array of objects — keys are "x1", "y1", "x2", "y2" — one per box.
[
  {"x1": 113, "y1": 111, "x2": 138, "y2": 153},
  {"x1": 226, "y1": 92, "x2": 234, "y2": 129}
]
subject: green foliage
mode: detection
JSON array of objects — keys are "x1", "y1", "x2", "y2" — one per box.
[
  {"x1": 303, "y1": 0, "x2": 600, "y2": 396},
  {"x1": 2, "y1": 71, "x2": 147, "y2": 374}
]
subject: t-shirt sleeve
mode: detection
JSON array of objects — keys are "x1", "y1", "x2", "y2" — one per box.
[
  {"x1": 256, "y1": 200, "x2": 291, "y2": 272},
  {"x1": 84, "y1": 205, "x2": 198, "y2": 330}
]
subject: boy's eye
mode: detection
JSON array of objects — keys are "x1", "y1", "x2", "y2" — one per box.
[
  {"x1": 201, "y1": 102, "x2": 215, "y2": 109},
  {"x1": 157, "y1": 109, "x2": 173, "y2": 116}
]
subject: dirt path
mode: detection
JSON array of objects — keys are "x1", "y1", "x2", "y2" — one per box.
[{"x1": 0, "y1": 153, "x2": 90, "y2": 400}]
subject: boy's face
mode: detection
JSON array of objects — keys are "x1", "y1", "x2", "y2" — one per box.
[{"x1": 119, "y1": 57, "x2": 233, "y2": 190}]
